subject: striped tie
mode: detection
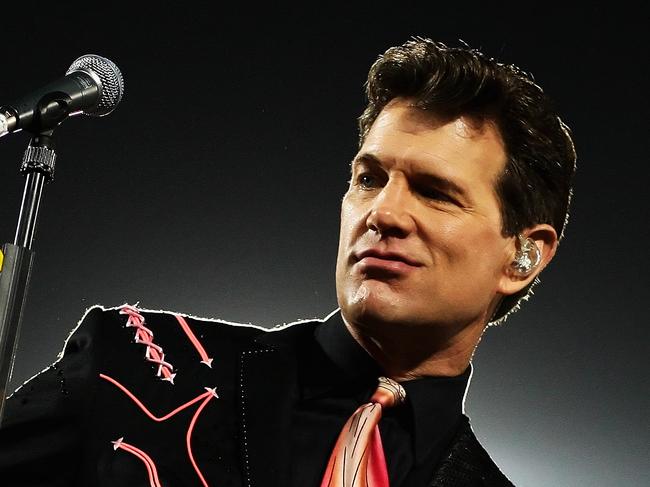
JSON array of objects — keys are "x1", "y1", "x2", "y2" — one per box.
[{"x1": 320, "y1": 376, "x2": 406, "y2": 487}]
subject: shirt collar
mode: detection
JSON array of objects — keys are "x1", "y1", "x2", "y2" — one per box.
[
  {"x1": 314, "y1": 311, "x2": 381, "y2": 381},
  {"x1": 312, "y1": 311, "x2": 472, "y2": 464},
  {"x1": 400, "y1": 366, "x2": 471, "y2": 463}
]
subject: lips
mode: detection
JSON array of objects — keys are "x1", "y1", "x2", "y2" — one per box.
[
  {"x1": 356, "y1": 248, "x2": 421, "y2": 265},
  {"x1": 354, "y1": 248, "x2": 422, "y2": 275}
]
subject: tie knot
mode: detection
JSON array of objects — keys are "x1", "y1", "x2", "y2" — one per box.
[{"x1": 370, "y1": 376, "x2": 406, "y2": 409}]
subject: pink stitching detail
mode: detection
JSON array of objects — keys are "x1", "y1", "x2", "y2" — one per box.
[
  {"x1": 187, "y1": 391, "x2": 218, "y2": 487},
  {"x1": 112, "y1": 437, "x2": 163, "y2": 487},
  {"x1": 100, "y1": 373, "x2": 213, "y2": 421},
  {"x1": 174, "y1": 314, "x2": 214, "y2": 367},
  {"x1": 101, "y1": 373, "x2": 219, "y2": 486},
  {"x1": 120, "y1": 305, "x2": 176, "y2": 384}
]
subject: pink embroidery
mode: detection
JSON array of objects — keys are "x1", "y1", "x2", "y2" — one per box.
[
  {"x1": 112, "y1": 437, "x2": 163, "y2": 487},
  {"x1": 174, "y1": 314, "x2": 214, "y2": 367},
  {"x1": 101, "y1": 373, "x2": 219, "y2": 487},
  {"x1": 188, "y1": 388, "x2": 219, "y2": 487},
  {"x1": 120, "y1": 305, "x2": 176, "y2": 384},
  {"x1": 99, "y1": 373, "x2": 213, "y2": 421}
]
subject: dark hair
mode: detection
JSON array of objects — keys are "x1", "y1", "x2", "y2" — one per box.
[{"x1": 359, "y1": 38, "x2": 577, "y2": 322}]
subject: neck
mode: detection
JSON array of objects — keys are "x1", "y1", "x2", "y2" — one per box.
[{"x1": 341, "y1": 313, "x2": 486, "y2": 381}]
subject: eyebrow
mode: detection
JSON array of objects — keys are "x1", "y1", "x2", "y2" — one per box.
[{"x1": 352, "y1": 153, "x2": 470, "y2": 200}]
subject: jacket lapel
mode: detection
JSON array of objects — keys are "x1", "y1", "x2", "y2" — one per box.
[
  {"x1": 429, "y1": 416, "x2": 514, "y2": 487},
  {"x1": 238, "y1": 332, "x2": 299, "y2": 487}
]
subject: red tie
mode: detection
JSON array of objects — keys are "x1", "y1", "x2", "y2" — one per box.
[{"x1": 320, "y1": 377, "x2": 406, "y2": 487}]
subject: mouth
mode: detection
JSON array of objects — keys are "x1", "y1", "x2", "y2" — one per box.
[{"x1": 354, "y1": 248, "x2": 422, "y2": 276}]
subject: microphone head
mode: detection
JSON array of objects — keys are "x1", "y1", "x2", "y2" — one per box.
[{"x1": 66, "y1": 54, "x2": 124, "y2": 117}]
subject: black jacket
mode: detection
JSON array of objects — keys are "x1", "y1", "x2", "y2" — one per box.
[{"x1": 0, "y1": 305, "x2": 514, "y2": 486}]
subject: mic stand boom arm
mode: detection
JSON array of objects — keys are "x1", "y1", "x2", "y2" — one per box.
[{"x1": 0, "y1": 130, "x2": 56, "y2": 425}]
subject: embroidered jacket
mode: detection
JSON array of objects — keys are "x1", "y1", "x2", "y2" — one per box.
[{"x1": 0, "y1": 305, "x2": 514, "y2": 486}]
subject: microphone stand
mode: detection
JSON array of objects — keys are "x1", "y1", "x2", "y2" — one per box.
[{"x1": 0, "y1": 130, "x2": 56, "y2": 425}]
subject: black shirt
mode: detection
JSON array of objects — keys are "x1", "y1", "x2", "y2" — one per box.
[{"x1": 290, "y1": 312, "x2": 471, "y2": 486}]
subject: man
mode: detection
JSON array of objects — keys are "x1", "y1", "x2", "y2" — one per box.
[{"x1": 0, "y1": 38, "x2": 575, "y2": 486}]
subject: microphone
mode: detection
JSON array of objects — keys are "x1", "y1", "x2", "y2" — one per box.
[{"x1": 0, "y1": 54, "x2": 124, "y2": 138}]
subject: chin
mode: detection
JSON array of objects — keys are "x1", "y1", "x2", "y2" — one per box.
[
  {"x1": 339, "y1": 280, "x2": 480, "y2": 333},
  {"x1": 341, "y1": 281, "x2": 426, "y2": 330}
]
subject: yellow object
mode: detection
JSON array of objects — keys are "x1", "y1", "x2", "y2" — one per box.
[{"x1": 0, "y1": 248, "x2": 3, "y2": 272}]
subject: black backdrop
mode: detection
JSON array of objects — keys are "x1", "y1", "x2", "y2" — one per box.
[{"x1": 0, "y1": 4, "x2": 647, "y2": 485}]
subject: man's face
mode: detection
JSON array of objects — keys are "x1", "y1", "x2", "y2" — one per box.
[{"x1": 336, "y1": 98, "x2": 515, "y2": 334}]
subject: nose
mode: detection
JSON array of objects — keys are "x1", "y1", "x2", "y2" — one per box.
[{"x1": 366, "y1": 176, "x2": 416, "y2": 237}]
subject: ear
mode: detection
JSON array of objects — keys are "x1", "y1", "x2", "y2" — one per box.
[{"x1": 497, "y1": 224, "x2": 558, "y2": 296}]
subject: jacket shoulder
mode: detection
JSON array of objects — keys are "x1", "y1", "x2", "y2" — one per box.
[
  {"x1": 431, "y1": 415, "x2": 515, "y2": 487},
  {"x1": 10, "y1": 303, "x2": 270, "y2": 399},
  {"x1": 72, "y1": 304, "x2": 269, "y2": 353}
]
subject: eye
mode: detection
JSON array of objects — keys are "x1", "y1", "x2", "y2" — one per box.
[
  {"x1": 418, "y1": 186, "x2": 456, "y2": 204},
  {"x1": 356, "y1": 173, "x2": 380, "y2": 189}
]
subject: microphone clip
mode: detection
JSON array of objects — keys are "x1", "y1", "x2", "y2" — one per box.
[{"x1": 20, "y1": 133, "x2": 57, "y2": 182}]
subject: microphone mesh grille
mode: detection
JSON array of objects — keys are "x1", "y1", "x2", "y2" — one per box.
[{"x1": 66, "y1": 55, "x2": 125, "y2": 116}]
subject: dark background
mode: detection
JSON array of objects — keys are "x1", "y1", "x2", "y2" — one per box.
[{"x1": 0, "y1": 3, "x2": 647, "y2": 485}]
